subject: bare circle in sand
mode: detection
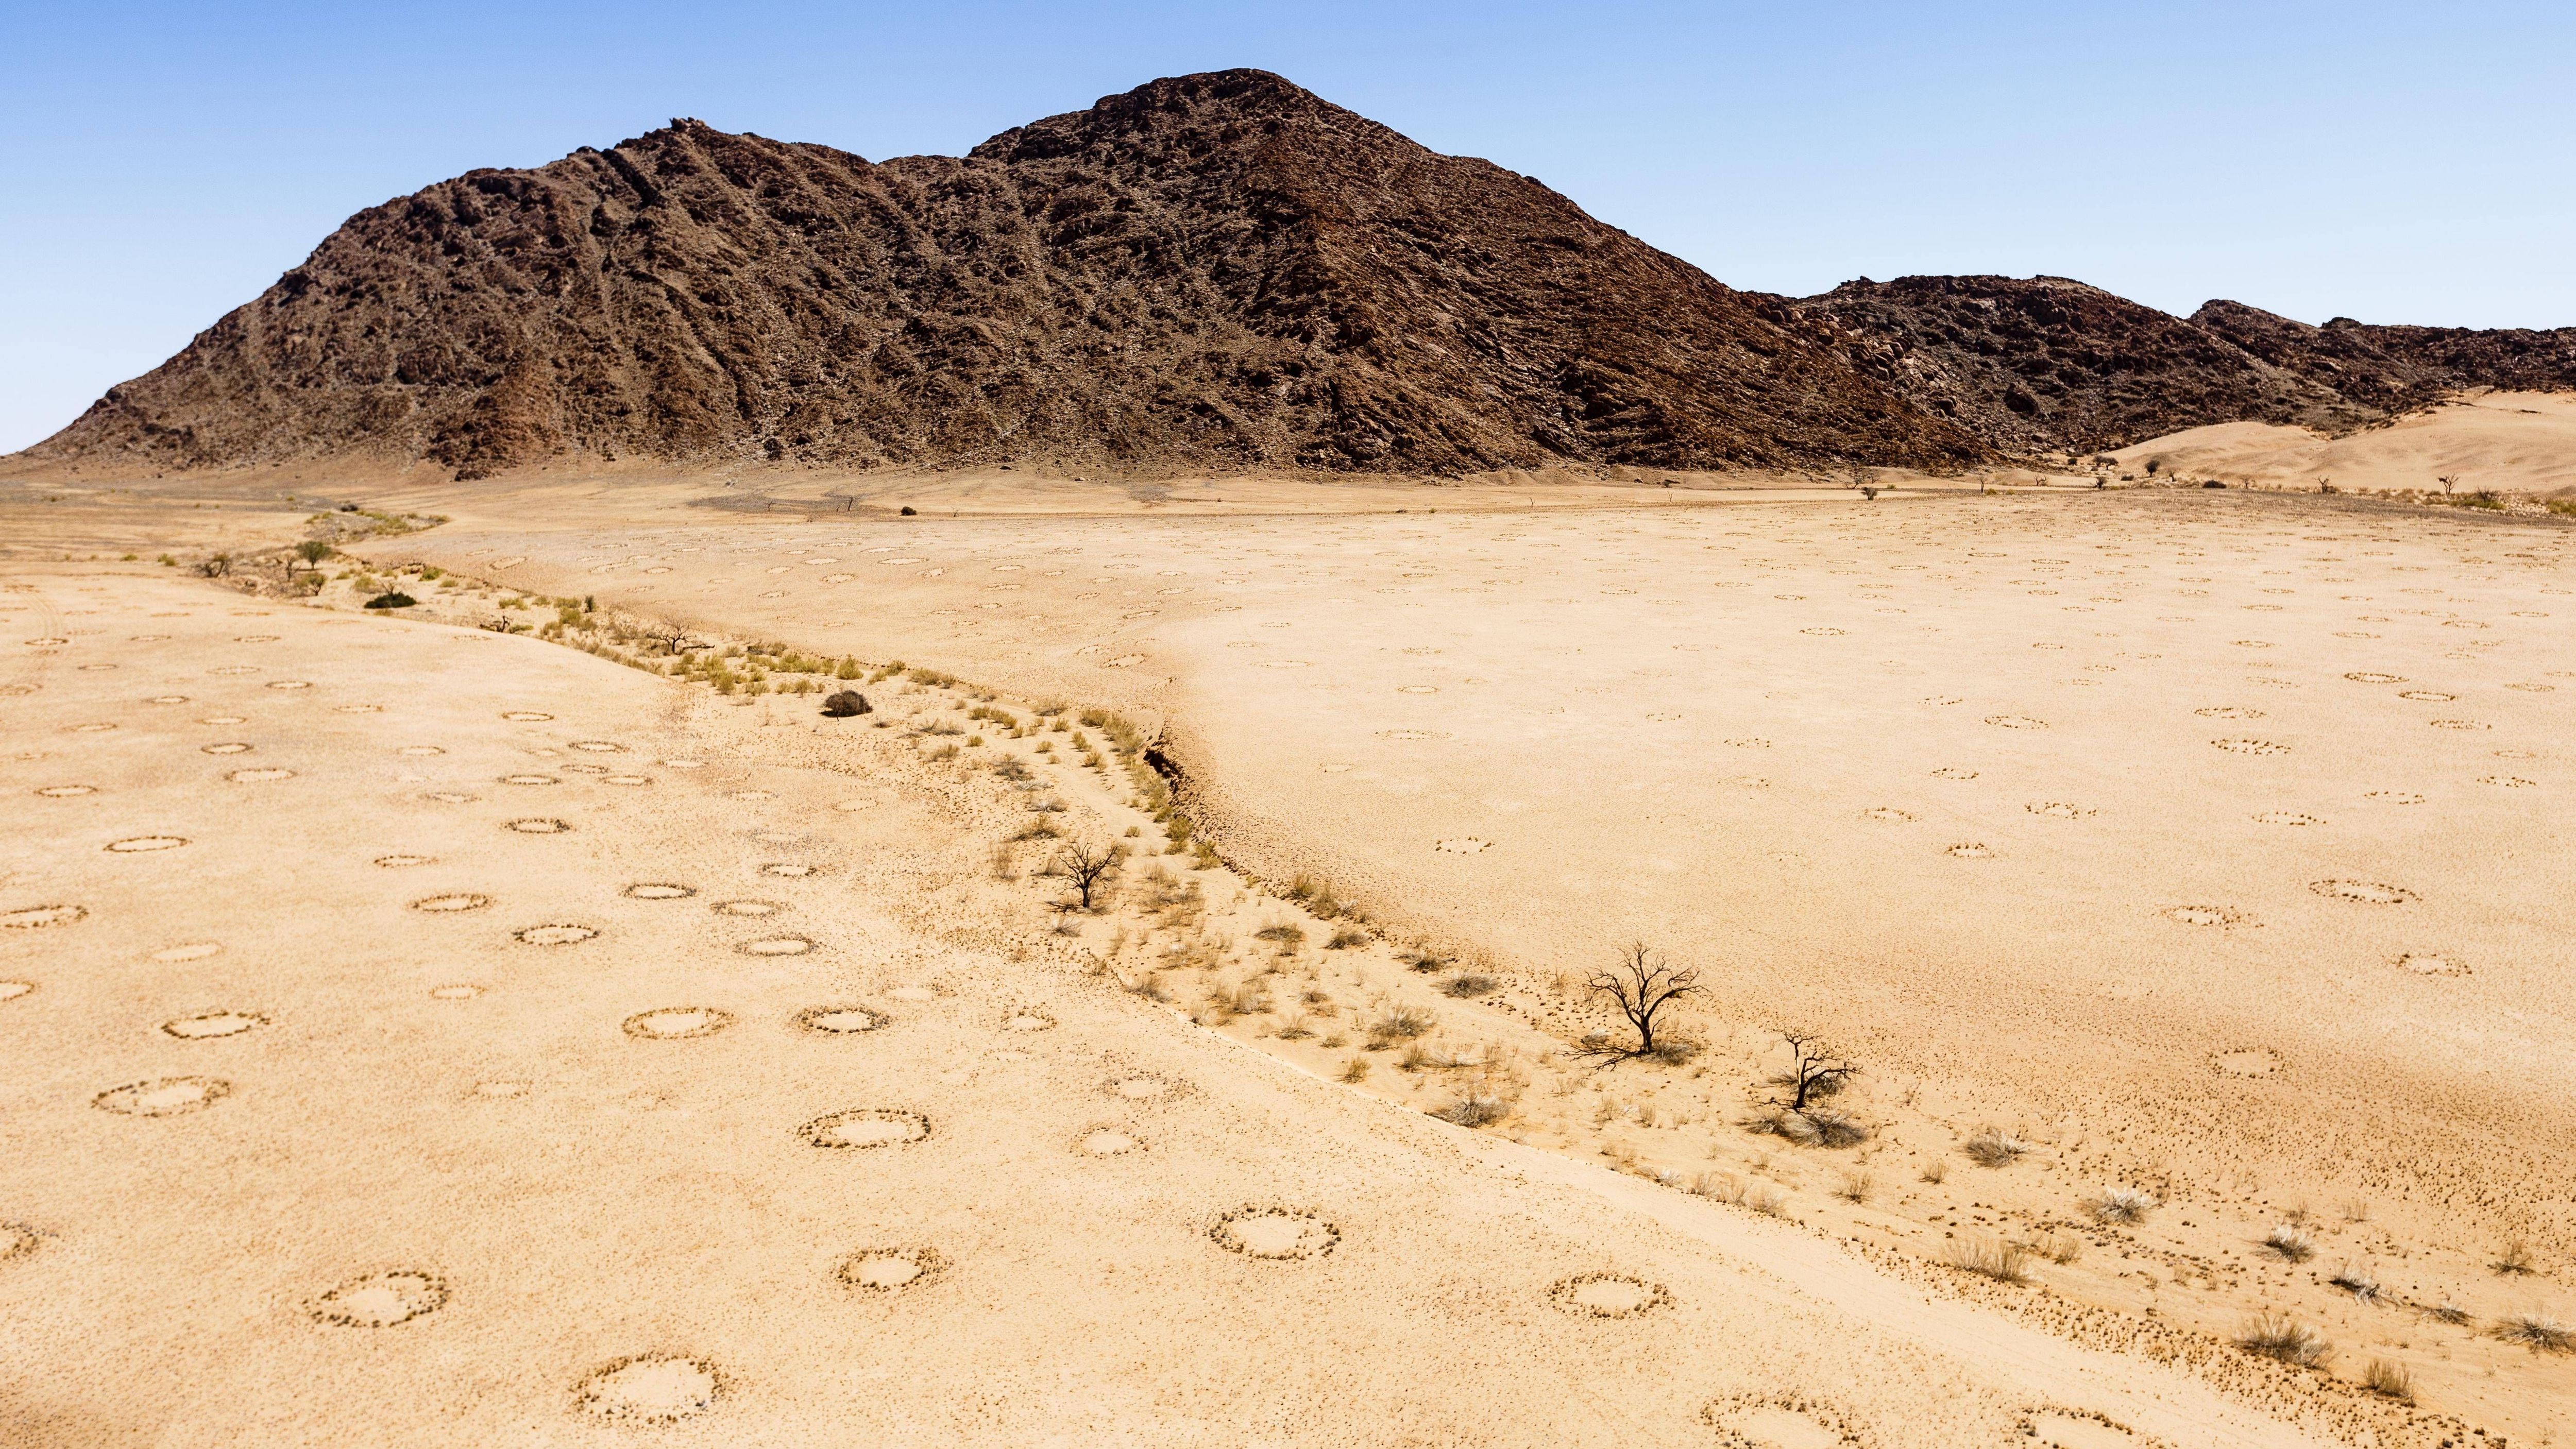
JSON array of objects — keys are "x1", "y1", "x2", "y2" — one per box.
[
  {"x1": 2196, "y1": 705, "x2": 2264, "y2": 720},
  {"x1": 1946, "y1": 843, "x2": 1995, "y2": 858},
  {"x1": 1861, "y1": 807, "x2": 1916, "y2": 824},
  {"x1": 1548, "y1": 1272, "x2": 1672, "y2": 1318},
  {"x1": 151, "y1": 942, "x2": 220, "y2": 962},
  {"x1": 835, "y1": 1246, "x2": 948, "y2": 1292},
  {"x1": 429, "y1": 984, "x2": 482, "y2": 1000},
  {"x1": 2026, "y1": 802, "x2": 2093, "y2": 820},
  {"x1": 227, "y1": 768, "x2": 295, "y2": 782},
  {"x1": 504, "y1": 817, "x2": 571, "y2": 834},
  {"x1": 515, "y1": 924, "x2": 598, "y2": 946},
  {"x1": 24, "y1": 636, "x2": 67, "y2": 646},
  {"x1": 1110, "y1": 1072, "x2": 1180, "y2": 1101},
  {"x1": 622, "y1": 1007, "x2": 734, "y2": 1039},
  {"x1": 2398, "y1": 690, "x2": 2455, "y2": 703},
  {"x1": 69, "y1": 722, "x2": 118, "y2": 733},
  {"x1": 425, "y1": 791, "x2": 479, "y2": 804},
  {"x1": 2163, "y1": 905, "x2": 2245, "y2": 927},
  {"x1": 1702, "y1": 1392, "x2": 1872, "y2": 1449},
  {"x1": 576, "y1": 1355, "x2": 721, "y2": 1423},
  {"x1": 1377, "y1": 729, "x2": 1449, "y2": 742},
  {"x1": 728, "y1": 789, "x2": 774, "y2": 802},
  {"x1": 2311, "y1": 879, "x2": 2414, "y2": 905},
  {"x1": 161, "y1": 1011, "x2": 267, "y2": 1040},
  {"x1": 564, "y1": 763, "x2": 608, "y2": 776},
  {"x1": 800, "y1": 1108, "x2": 929, "y2": 1149},
  {"x1": 411, "y1": 893, "x2": 490, "y2": 913},
  {"x1": 396, "y1": 745, "x2": 444, "y2": 757},
  {"x1": 333, "y1": 703, "x2": 382, "y2": 714},
  {"x1": 663, "y1": 758, "x2": 703, "y2": 769},
  {"x1": 500, "y1": 711, "x2": 553, "y2": 722},
  {"x1": 759, "y1": 862, "x2": 818, "y2": 878},
  {"x1": 375, "y1": 855, "x2": 434, "y2": 868},
  {"x1": 1985, "y1": 715, "x2": 2048, "y2": 730},
  {"x1": 1930, "y1": 767, "x2": 1978, "y2": 780},
  {"x1": 200, "y1": 715, "x2": 247, "y2": 726},
  {"x1": 714, "y1": 899, "x2": 783, "y2": 918},
  {"x1": 2211, "y1": 738, "x2": 2290, "y2": 755},
  {"x1": 235, "y1": 634, "x2": 279, "y2": 644},
  {"x1": 500, "y1": 773, "x2": 559, "y2": 786},
  {"x1": 94, "y1": 1076, "x2": 231, "y2": 1116},
  {"x1": 106, "y1": 836, "x2": 189, "y2": 853},
  {"x1": 736, "y1": 935, "x2": 812, "y2": 956},
  {"x1": 2428, "y1": 718, "x2": 2487, "y2": 730},
  {"x1": 1434, "y1": 838, "x2": 1492, "y2": 855},
  {"x1": 796, "y1": 1005, "x2": 887, "y2": 1034},
  {"x1": 2251, "y1": 811, "x2": 2324, "y2": 826},
  {"x1": 570, "y1": 740, "x2": 625, "y2": 753},
  {"x1": 2213, "y1": 1048, "x2": 2280, "y2": 1078},
  {"x1": 886, "y1": 985, "x2": 938, "y2": 1002},
  {"x1": 30, "y1": 783, "x2": 100, "y2": 803},
  {"x1": 147, "y1": 694, "x2": 189, "y2": 705},
  {"x1": 308, "y1": 1270, "x2": 449, "y2": 1327},
  {"x1": 265, "y1": 679, "x2": 311, "y2": 691},
  {"x1": 1003, "y1": 1007, "x2": 1057, "y2": 1032},
  {"x1": 2364, "y1": 790, "x2": 2425, "y2": 805},
  {"x1": 603, "y1": 774, "x2": 651, "y2": 786},
  {"x1": 2479, "y1": 775, "x2": 2536, "y2": 788},
  {"x1": 2397, "y1": 951, "x2": 2470, "y2": 976},
  {"x1": 0, "y1": 981, "x2": 33, "y2": 1004},
  {"x1": 472, "y1": 1080, "x2": 529, "y2": 1099},
  {"x1": 2, "y1": 905, "x2": 86, "y2": 929},
  {"x1": 1210, "y1": 1206, "x2": 1338, "y2": 1260},
  {"x1": 1078, "y1": 1127, "x2": 1145, "y2": 1155},
  {"x1": 202, "y1": 741, "x2": 253, "y2": 755},
  {"x1": 623, "y1": 882, "x2": 695, "y2": 900}
]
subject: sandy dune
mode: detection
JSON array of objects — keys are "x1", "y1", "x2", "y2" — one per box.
[{"x1": 2114, "y1": 390, "x2": 2576, "y2": 498}]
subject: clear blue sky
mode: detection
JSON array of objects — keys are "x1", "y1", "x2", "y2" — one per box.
[{"x1": 5, "y1": 1, "x2": 2571, "y2": 452}]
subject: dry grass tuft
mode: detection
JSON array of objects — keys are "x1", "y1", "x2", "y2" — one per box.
[
  {"x1": 1325, "y1": 925, "x2": 1369, "y2": 950},
  {"x1": 2090, "y1": 1186, "x2": 2155, "y2": 1224},
  {"x1": 1945, "y1": 1235, "x2": 2029, "y2": 1284},
  {"x1": 1836, "y1": 1171, "x2": 1873, "y2": 1204},
  {"x1": 2238, "y1": 1314, "x2": 2332, "y2": 1367},
  {"x1": 2496, "y1": 1311, "x2": 2573, "y2": 1353},
  {"x1": 1962, "y1": 1130, "x2": 2026, "y2": 1167},
  {"x1": 2032, "y1": 1231, "x2": 2085, "y2": 1266},
  {"x1": 2263, "y1": 1224, "x2": 2316, "y2": 1263},
  {"x1": 1442, "y1": 973, "x2": 1498, "y2": 998},
  {"x1": 2362, "y1": 1358, "x2": 2414, "y2": 1402},
  {"x1": 2492, "y1": 1238, "x2": 2536, "y2": 1276},
  {"x1": 1336, "y1": 1056, "x2": 1370, "y2": 1084},
  {"x1": 2328, "y1": 1262, "x2": 2381, "y2": 1303},
  {"x1": 1919, "y1": 1158, "x2": 1947, "y2": 1184},
  {"x1": 1433, "y1": 1096, "x2": 1507, "y2": 1128},
  {"x1": 1368, "y1": 1005, "x2": 1435, "y2": 1043}
]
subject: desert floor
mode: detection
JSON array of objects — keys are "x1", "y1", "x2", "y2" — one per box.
[{"x1": 3, "y1": 427, "x2": 2569, "y2": 1444}]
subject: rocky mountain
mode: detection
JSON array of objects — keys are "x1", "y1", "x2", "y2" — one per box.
[
  {"x1": 14, "y1": 70, "x2": 1990, "y2": 480},
  {"x1": 1799, "y1": 276, "x2": 2575, "y2": 455}
]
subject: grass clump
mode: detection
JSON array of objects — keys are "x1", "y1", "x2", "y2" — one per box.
[
  {"x1": 2238, "y1": 1314, "x2": 2331, "y2": 1368},
  {"x1": 2362, "y1": 1358, "x2": 2414, "y2": 1402},
  {"x1": 2090, "y1": 1186, "x2": 2155, "y2": 1224},
  {"x1": 1944, "y1": 1236, "x2": 2029, "y2": 1284},
  {"x1": 1442, "y1": 973, "x2": 1497, "y2": 998},
  {"x1": 2263, "y1": 1224, "x2": 2316, "y2": 1263},
  {"x1": 1433, "y1": 1096, "x2": 1507, "y2": 1128},
  {"x1": 1961, "y1": 1130, "x2": 2026, "y2": 1167},
  {"x1": 1325, "y1": 925, "x2": 1368, "y2": 950},
  {"x1": 2497, "y1": 1311, "x2": 2572, "y2": 1353}
]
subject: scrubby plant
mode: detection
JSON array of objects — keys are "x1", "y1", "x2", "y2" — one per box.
[
  {"x1": 2362, "y1": 1358, "x2": 2414, "y2": 1402},
  {"x1": 2238, "y1": 1314, "x2": 2331, "y2": 1367},
  {"x1": 2497, "y1": 1311, "x2": 2572, "y2": 1353},
  {"x1": 1326, "y1": 925, "x2": 1368, "y2": 950},
  {"x1": 1443, "y1": 974, "x2": 1497, "y2": 998},
  {"x1": 2091, "y1": 1186, "x2": 2156, "y2": 1224},
  {"x1": 1962, "y1": 1130, "x2": 2026, "y2": 1167},
  {"x1": 1434, "y1": 1096, "x2": 1506, "y2": 1128},
  {"x1": 2329, "y1": 1262, "x2": 2381, "y2": 1303},
  {"x1": 1945, "y1": 1236, "x2": 2029, "y2": 1284},
  {"x1": 2263, "y1": 1224, "x2": 2316, "y2": 1263}
]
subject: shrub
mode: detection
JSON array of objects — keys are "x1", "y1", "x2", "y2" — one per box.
[
  {"x1": 1443, "y1": 974, "x2": 1497, "y2": 998},
  {"x1": 1253, "y1": 923, "x2": 1305, "y2": 946},
  {"x1": 1945, "y1": 1236, "x2": 2029, "y2": 1284},
  {"x1": 1326, "y1": 926, "x2": 1368, "y2": 950},
  {"x1": 2263, "y1": 1225, "x2": 2316, "y2": 1263},
  {"x1": 2493, "y1": 1239, "x2": 2536, "y2": 1275},
  {"x1": 1836, "y1": 1172, "x2": 1873, "y2": 1204},
  {"x1": 2238, "y1": 1314, "x2": 2331, "y2": 1367},
  {"x1": 2362, "y1": 1358, "x2": 2414, "y2": 1402},
  {"x1": 1337, "y1": 1057, "x2": 1370, "y2": 1083},
  {"x1": 1368, "y1": 1005, "x2": 1435, "y2": 1043},
  {"x1": 2497, "y1": 1312, "x2": 2572, "y2": 1353},
  {"x1": 1962, "y1": 1130, "x2": 2026, "y2": 1167},
  {"x1": 1434, "y1": 1096, "x2": 1506, "y2": 1128},
  {"x1": 820, "y1": 690, "x2": 871, "y2": 717},
  {"x1": 2091, "y1": 1187, "x2": 2155, "y2": 1224},
  {"x1": 2329, "y1": 1262, "x2": 2381, "y2": 1303},
  {"x1": 364, "y1": 592, "x2": 417, "y2": 609}
]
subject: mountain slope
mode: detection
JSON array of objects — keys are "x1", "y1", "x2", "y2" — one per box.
[
  {"x1": 16, "y1": 70, "x2": 1989, "y2": 480},
  {"x1": 1799, "y1": 277, "x2": 2575, "y2": 455}
]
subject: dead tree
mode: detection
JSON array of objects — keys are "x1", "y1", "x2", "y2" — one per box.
[
  {"x1": 636, "y1": 617, "x2": 695, "y2": 655},
  {"x1": 1578, "y1": 942, "x2": 1700, "y2": 1061},
  {"x1": 1777, "y1": 1030, "x2": 1859, "y2": 1109},
  {"x1": 1055, "y1": 839, "x2": 1124, "y2": 911}
]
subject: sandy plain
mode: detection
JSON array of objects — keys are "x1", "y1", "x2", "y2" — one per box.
[{"x1": 3, "y1": 402, "x2": 2570, "y2": 1445}]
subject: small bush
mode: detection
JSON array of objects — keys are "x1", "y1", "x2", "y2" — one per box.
[
  {"x1": 1962, "y1": 1130, "x2": 2026, "y2": 1167},
  {"x1": 1337, "y1": 1057, "x2": 1370, "y2": 1083},
  {"x1": 1443, "y1": 974, "x2": 1497, "y2": 998},
  {"x1": 1945, "y1": 1236, "x2": 2029, "y2": 1284},
  {"x1": 1836, "y1": 1172, "x2": 1873, "y2": 1204},
  {"x1": 2329, "y1": 1262, "x2": 2381, "y2": 1303},
  {"x1": 1253, "y1": 923, "x2": 1305, "y2": 947},
  {"x1": 1325, "y1": 926, "x2": 1368, "y2": 950},
  {"x1": 2497, "y1": 1311, "x2": 2573, "y2": 1353},
  {"x1": 821, "y1": 690, "x2": 871, "y2": 718},
  {"x1": 1368, "y1": 1005, "x2": 1435, "y2": 1042},
  {"x1": 1434, "y1": 1096, "x2": 1506, "y2": 1128},
  {"x1": 2238, "y1": 1314, "x2": 2331, "y2": 1367},
  {"x1": 2091, "y1": 1187, "x2": 2155, "y2": 1224},
  {"x1": 2263, "y1": 1225, "x2": 2316, "y2": 1263},
  {"x1": 2493, "y1": 1239, "x2": 2536, "y2": 1275},
  {"x1": 2362, "y1": 1358, "x2": 2414, "y2": 1402},
  {"x1": 1920, "y1": 1158, "x2": 1947, "y2": 1184},
  {"x1": 364, "y1": 591, "x2": 417, "y2": 609}
]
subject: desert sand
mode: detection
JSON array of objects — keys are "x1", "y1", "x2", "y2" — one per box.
[{"x1": 4, "y1": 421, "x2": 2570, "y2": 1445}]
